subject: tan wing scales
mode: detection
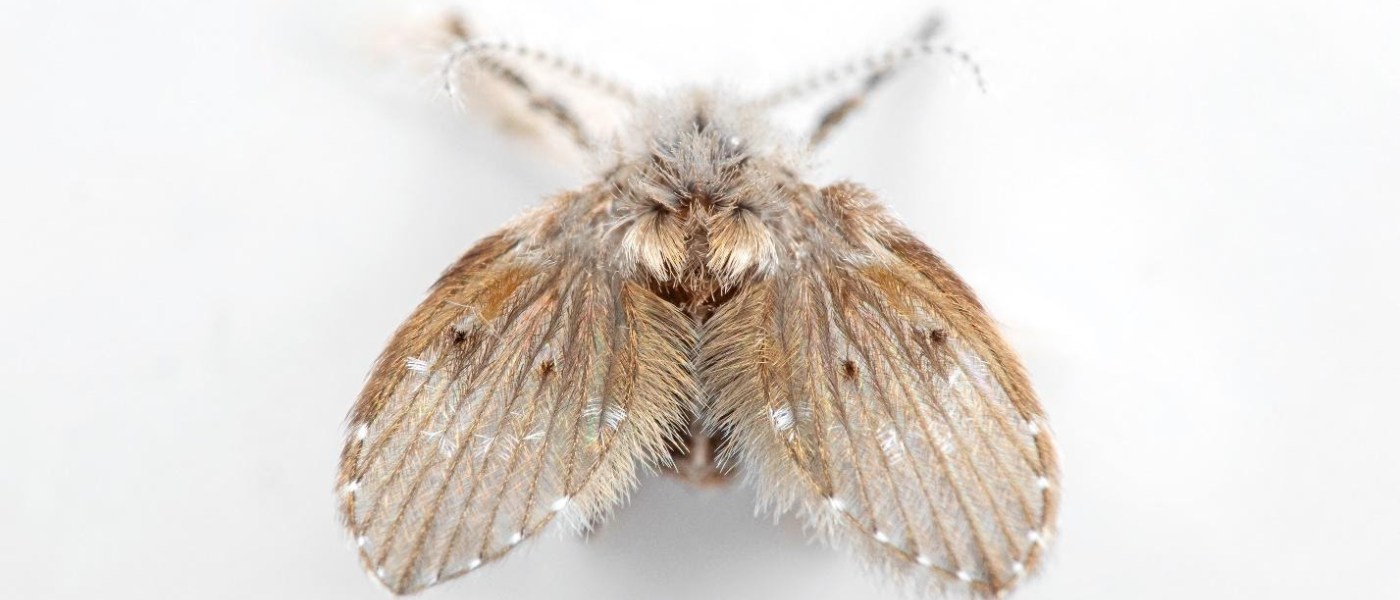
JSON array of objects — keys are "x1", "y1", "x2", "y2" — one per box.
[
  {"x1": 700, "y1": 183, "x2": 1059, "y2": 598},
  {"x1": 337, "y1": 192, "x2": 695, "y2": 594}
]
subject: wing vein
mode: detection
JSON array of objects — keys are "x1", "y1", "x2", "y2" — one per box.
[
  {"x1": 820, "y1": 275, "x2": 964, "y2": 573},
  {"x1": 866, "y1": 293, "x2": 1016, "y2": 582},
  {"x1": 430, "y1": 267, "x2": 585, "y2": 574},
  {"x1": 811, "y1": 275, "x2": 926, "y2": 552}
]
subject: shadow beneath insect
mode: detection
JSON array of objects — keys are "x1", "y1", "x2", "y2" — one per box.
[{"x1": 573, "y1": 474, "x2": 840, "y2": 597}]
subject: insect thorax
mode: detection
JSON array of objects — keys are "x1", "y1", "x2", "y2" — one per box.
[{"x1": 600, "y1": 94, "x2": 804, "y2": 318}]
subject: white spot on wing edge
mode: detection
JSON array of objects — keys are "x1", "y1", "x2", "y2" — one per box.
[
  {"x1": 466, "y1": 557, "x2": 483, "y2": 570},
  {"x1": 363, "y1": 565, "x2": 392, "y2": 593},
  {"x1": 354, "y1": 423, "x2": 369, "y2": 441},
  {"x1": 550, "y1": 496, "x2": 571, "y2": 512},
  {"x1": 956, "y1": 570, "x2": 972, "y2": 582}
]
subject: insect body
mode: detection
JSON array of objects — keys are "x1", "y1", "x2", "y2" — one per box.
[{"x1": 338, "y1": 14, "x2": 1057, "y2": 599}]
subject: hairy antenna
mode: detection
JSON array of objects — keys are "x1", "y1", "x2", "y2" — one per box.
[
  {"x1": 440, "y1": 39, "x2": 638, "y2": 107},
  {"x1": 755, "y1": 14, "x2": 986, "y2": 145}
]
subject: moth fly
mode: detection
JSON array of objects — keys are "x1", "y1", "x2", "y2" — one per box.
[{"x1": 339, "y1": 11, "x2": 1059, "y2": 598}]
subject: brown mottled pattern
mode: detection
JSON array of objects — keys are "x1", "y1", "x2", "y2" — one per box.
[
  {"x1": 338, "y1": 92, "x2": 1057, "y2": 599},
  {"x1": 698, "y1": 183, "x2": 1057, "y2": 597}
]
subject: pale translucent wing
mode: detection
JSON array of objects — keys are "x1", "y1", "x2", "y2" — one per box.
[
  {"x1": 337, "y1": 196, "x2": 694, "y2": 594},
  {"x1": 700, "y1": 184, "x2": 1059, "y2": 597}
]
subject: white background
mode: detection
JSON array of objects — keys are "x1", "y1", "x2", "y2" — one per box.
[{"x1": 2, "y1": 0, "x2": 1397, "y2": 598}]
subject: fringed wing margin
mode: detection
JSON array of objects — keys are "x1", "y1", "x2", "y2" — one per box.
[
  {"x1": 700, "y1": 183, "x2": 1059, "y2": 598},
  {"x1": 336, "y1": 208, "x2": 695, "y2": 594}
]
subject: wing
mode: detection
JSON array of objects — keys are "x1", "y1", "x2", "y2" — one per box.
[
  {"x1": 337, "y1": 192, "x2": 695, "y2": 594},
  {"x1": 700, "y1": 183, "x2": 1059, "y2": 597}
]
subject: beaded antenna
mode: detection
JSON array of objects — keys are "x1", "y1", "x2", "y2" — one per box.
[{"x1": 338, "y1": 12, "x2": 1058, "y2": 599}]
